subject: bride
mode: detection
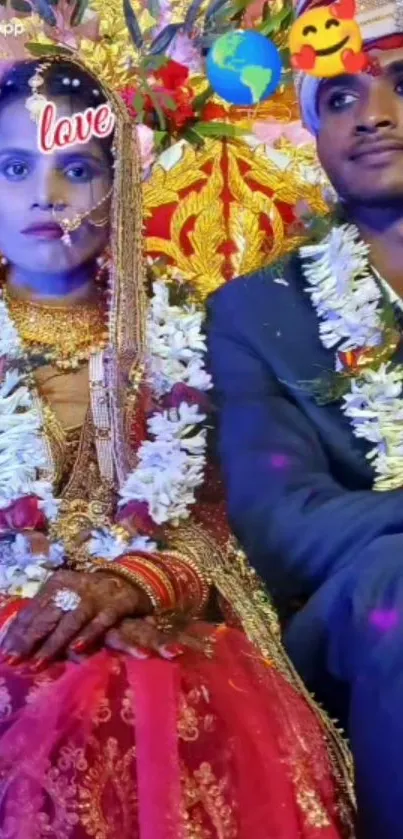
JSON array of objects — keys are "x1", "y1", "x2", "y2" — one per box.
[{"x1": 0, "y1": 53, "x2": 355, "y2": 838}]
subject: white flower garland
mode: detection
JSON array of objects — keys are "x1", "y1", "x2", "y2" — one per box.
[
  {"x1": 301, "y1": 223, "x2": 403, "y2": 491},
  {"x1": 0, "y1": 301, "x2": 57, "y2": 517},
  {"x1": 0, "y1": 280, "x2": 211, "y2": 595},
  {"x1": 117, "y1": 282, "x2": 211, "y2": 525}
]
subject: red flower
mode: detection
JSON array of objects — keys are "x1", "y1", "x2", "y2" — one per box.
[
  {"x1": 201, "y1": 102, "x2": 228, "y2": 121},
  {"x1": 155, "y1": 59, "x2": 189, "y2": 90},
  {"x1": 119, "y1": 61, "x2": 195, "y2": 132},
  {"x1": 0, "y1": 496, "x2": 47, "y2": 533},
  {"x1": 166, "y1": 88, "x2": 195, "y2": 128},
  {"x1": 162, "y1": 383, "x2": 211, "y2": 411}
]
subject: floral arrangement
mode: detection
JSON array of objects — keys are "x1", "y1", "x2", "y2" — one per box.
[
  {"x1": 300, "y1": 222, "x2": 403, "y2": 493},
  {"x1": 0, "y1": 0, "x2": 297, "y2": 166},
  {"x1": 0, "y1": 278, "x2": 211, "y2": 596}
]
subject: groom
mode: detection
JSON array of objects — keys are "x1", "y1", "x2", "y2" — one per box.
[{"x1": 207, "y1": 1, "x2": 403, "y2": 836}]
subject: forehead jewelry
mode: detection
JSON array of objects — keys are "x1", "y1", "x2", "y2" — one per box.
[{"x1": 26, "y1": 61, "x2": 51, "y2": 123}]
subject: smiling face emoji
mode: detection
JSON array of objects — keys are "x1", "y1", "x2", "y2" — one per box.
[{"x1": 289, "y1": 5, "x2": 363, "y2": 77}]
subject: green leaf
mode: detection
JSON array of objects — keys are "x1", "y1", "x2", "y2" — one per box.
[
  {"x1": 9, "y1": 0, "x2": 32, "y2": 11},
  {"x1": 71, "y1": 0, "x2": 89, "y2": 26},
  {"x1": 141, "y1": 54, "x2": 169, "y2": 72},
  {"x1": 205, "y1": 0, "x2": 232, "y2": 21},
  {"x1": 133, "y1": 91, "x2": 145, "y2": 111},
  {"x1": 123, "y1": 0, "x2": 144, "y2": 48},
  {"x1": 159, "y1": 93, "x2": 177, "y2": 110},
  {"x1": 183, "y1": 127, "x2": 204, "y2": 146},
  {"x1": 279, "y1": 47, "x2": 291, "y2": 66},
  {"x1": 192, "y1": 120, "x2": 247, "y2": 138},
  {"x1": 26, "y1": 41, "x2": 73, "y2": 57},
  {"x1": 184, "y1": 0, "x2": 204, "y2": 31},
  {"x1": 154, "y1": 129, "x2": 168, "y2": 149},
  {"x1": 150, "y1": 22, "x2": 181, "y2": 54},
  {"x1": 260, "y1": 5, "x2": 293, "y2": 36},
  {"x1": 380, "y1": 302, "x2": 398, "y2": 330},
  {"x1": 148, "y1": 0, "x2": 160, "y2": 19},
  {"x1": 144, "y1": 83, "x2": 167, "y2": 131},
  {"x1": 29, "y1": 0, "x2": 56, "y2": 25}
]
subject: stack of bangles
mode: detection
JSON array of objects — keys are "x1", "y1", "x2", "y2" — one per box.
[{"x1": 91, "y1": 549, "x2": 210, "y2": 615}]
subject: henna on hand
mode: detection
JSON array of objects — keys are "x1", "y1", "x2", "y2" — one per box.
[
  {"x1": 0, "y1": 568, "x2": 153, "y2": 666},
  {"x1": 105, "y1": 614, "x2": 209, "y2": 660}
]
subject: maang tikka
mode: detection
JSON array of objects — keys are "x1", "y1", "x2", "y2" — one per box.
[{"x1": 25, "y1": 61, "x2": 51, "y2": 124}]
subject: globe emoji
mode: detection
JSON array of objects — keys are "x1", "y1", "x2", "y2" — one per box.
[{"x1": 206, "y1": 30, "x2": 283, "y2": 107}]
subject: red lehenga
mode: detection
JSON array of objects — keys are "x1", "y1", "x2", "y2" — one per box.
[
  {"x1": 0, "y1": 466, "x2": 355, "y2": 837},
  {"x1": 0, "y1": 606, "x2": 354, "y2": 839}
]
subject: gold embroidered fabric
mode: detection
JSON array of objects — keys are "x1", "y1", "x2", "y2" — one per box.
[{"x1": 0, "y1": 659, "x2": 241, "y2": 839}]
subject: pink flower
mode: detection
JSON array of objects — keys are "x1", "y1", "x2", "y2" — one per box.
[
  {"x1": 166, "y1": 32, "x2": 203, "y2": 74},
  {"x1": 116, "y1": 501, "x2": 158, "y2": 537},
  {"x1": 162, "y1": 383, "x2": 211, "y2": 411},
  {"x1": 136, "y1": 124, "x2": 156, "y2": 177},
  {"x1": 253, "y1": 119, "x2": 313, "y2": 148},
  {"x1": 0, "y1": 496, "x2": 47, "y2": 533}
]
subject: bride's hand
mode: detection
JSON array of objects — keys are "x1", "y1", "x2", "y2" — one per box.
[
  {"x1": 0, "y1": 569, "x2": 152, "y2": 668},
  {"x1": 104, "y1": 614, "x2": 208, "y2": 659}
]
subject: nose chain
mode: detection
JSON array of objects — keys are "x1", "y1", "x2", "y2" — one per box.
[{"x1": 52, "y1": 185, "x2": 113, "y2": 246}]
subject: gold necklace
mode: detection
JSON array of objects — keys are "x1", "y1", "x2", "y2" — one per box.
[{"x1": 3, "y1": 286, "x2": 109, "y2": 370}]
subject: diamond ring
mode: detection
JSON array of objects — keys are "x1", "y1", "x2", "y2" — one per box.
[{"x1": 53, "y1": 588, "x2": 82, "y2": 612}]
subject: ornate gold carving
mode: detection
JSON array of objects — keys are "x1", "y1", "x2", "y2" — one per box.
[
  {"x1": 146, "y1": 147, "x2": 226, "y2": 299},
  {"x1": 145, "y1": 139, "x2": 328, "y2": 300},
  {"x1": 143, "y1": 146, "x2": 213, "y2": 218}
]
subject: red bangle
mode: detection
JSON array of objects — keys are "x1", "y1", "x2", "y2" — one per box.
[
  {"x1": 126, "y1": 550, "x2": 209, "y2": 615},
  {"x1": 117, "y1": 555, "x2": 176, "y2": 611}
]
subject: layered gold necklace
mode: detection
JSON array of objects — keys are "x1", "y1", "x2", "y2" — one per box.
[{"x1": 3, "y1": 285, "x2": 109, "y2": 370}]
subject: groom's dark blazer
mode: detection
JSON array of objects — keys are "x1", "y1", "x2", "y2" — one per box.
[{"x1": 206, "y1": 254, "x2": 403, "y2": 712}]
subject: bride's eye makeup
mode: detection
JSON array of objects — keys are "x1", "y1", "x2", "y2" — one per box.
[
  {"x1": 58, "y1": 153, "x2": 106, "y2": 185},
  {"x1": 0, "y1": 148, "x2": 107, "y2": 185},
  {"x1": 0, "y1": 152, "x2": 32, "y2": 181}
]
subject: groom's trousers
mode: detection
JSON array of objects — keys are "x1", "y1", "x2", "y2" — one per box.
[{"x1": 285, "y1": 534, "x2": 403, "y2": 839}]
